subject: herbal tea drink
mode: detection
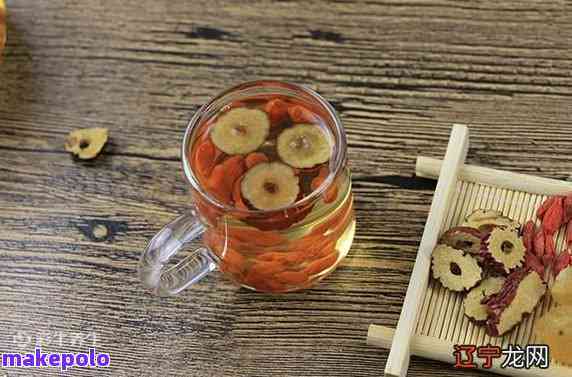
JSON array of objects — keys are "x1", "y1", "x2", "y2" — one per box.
[{"x1": 139, "y1": 81, "x2": 355, "y2": 295}]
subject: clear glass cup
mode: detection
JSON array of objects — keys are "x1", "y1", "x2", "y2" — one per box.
[{"x1": 139, "y1": 81, "x2": 355, "y2": 296}]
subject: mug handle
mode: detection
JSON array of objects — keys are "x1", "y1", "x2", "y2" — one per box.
[{"x1": 139, "y1": 206, "x2": 217, "y2": 296}]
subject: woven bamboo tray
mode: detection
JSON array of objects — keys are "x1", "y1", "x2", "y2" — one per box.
[{"x1": 367, "y1": 125, "x2": 572, "y2": 377}]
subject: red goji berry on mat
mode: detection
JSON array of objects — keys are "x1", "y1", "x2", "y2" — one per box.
[
  {"x1": 543, "y1": 197, "x2": 564, "y2": 236},
  {"x1": 522, "y1": 220, "x2": 536, "y2": 254},
  {"x1": 534, "y1": 229, "x2": 545, "y2": 258}
]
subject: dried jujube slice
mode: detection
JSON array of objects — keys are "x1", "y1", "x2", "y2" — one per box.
[
  {"x1": 463, "y1": 209, "x2": 520, "y2": 233},
  {"x1": 431, "y1": 245, "x2": 482, "y2": 292},
  {"x1": 464, "y1": 276, "x2": 505, "y2": 322},
  {"x1": 240, "y1": 162, "x2": 300, "y2": 211},
  {"x1": 551, "y1": 265, "x2": 572, "y2": 306},
  {"x1": 277, "y1": 124, "x2": 332, "y2": 168},
  {"x1": 64, "y1": 127, "x2": 109, "y2": 160},
  {"x1": 485, "y1": 228, "x2": 525, "y2": 273},
  {"x1": 210, "y1": 108, "x2": 270, "y2": 155},
  {"x1": 535, "y1": 306, "x2": 572, "y2": 365},
  {"x1": 439, "y1": 226, "x2": 483, "y2": 255},
  {"x1": 484, "y1": 269, "x2": 546, "y2": 336}
]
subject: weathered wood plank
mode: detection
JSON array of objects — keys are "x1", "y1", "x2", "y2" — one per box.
[{"x1": 1, "y1": 0, "x2": 572, "y2": 376}]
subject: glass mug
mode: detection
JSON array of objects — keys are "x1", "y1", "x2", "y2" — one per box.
[{"x1": 139, "y1": 81, "x2": 355, "y2": 296}]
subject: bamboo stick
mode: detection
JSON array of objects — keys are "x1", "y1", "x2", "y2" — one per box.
[
  {"x1": 416, "y1": 157, "x2": 572, "y2": 195},
  {"x1": 384, "y1": 125, "x2": 469, "y2": 377}
]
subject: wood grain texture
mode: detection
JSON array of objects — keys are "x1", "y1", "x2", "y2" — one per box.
[{"x1": 1, "y1": 0, "x2": 572, "y2": 376}]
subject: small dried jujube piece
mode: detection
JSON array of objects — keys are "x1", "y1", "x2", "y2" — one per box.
[
  {"x1": 439, "y1": 226, "x2": 483, "y2": 255},
  {"x1": 240, "y1": 162, "x2": 300, "y2": 211},
  {"x1": 210, "y1": 108, "x2": 270, "y2": 155},
  {"x1": 64, "y1": 127, "x2": 109, "y2": 160},
  {"x1": 485, "y1": 269, "x2": 546, "y2": 336},
  {"x1": 431, "y1": 245, "x2": 482, "y2": 292},
  {"x1": 464, "y1": 277, "x2": 505, "y2": 322},
  {"x1": 463, "y1": 209, "x2": 520, "y2": 233},
  {"x1": 485, "y1": 228, "x2": 525, "y2": 273},
  {"x1": 277, "y1": 124, "x2": 332, "y2": 168}
]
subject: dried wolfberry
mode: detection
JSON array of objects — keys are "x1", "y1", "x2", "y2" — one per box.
[
  {"x1": 311, "y1": 167, "x2": 338, "y2": 204},
  {"x1": 543, "y1": 197, "x2": 564, "y2": 236},
  {"x1": 245, "y1": 152, "x2": 269, "y2": 169},
  {"x1": 534, "y1": 229, "x2": 545, "y2": 258},
  {"x1": 227, "y1": 227, "x2": 285, "y2": 247},
  {"x1": 525, "y1": 252, "x2": 545, "y2": 280},
  {"x1": 564, "y1": 194, "x2": 572, "y2": 223},
  {"x1": 246, "y1": 260, "x2": 285, "y2": 280},
  {"x1": 304, "y1": 253, "x2": 338, "y2": 276},
  {"x1": 522, "y1": 220, "x2": 536, "y2": 254},
  {"x1": 553, "y1": 250, "x2": 571, "y2": 277},
  {"x1": 567, "y1": 221, "x2": 572, "y2": 247},
  {"x1": 288, "y1": 104, "x2": 319, "y2": 124},
  {"x1": 544, "y1": 235, "x2": 556, "y2": 266},
  {"x1": 537, "y1": 197, "x2": 557, "y2": 220},
  {"x1": 208, "y1": 156, "x2": 246, "y2": 204},
  {"x1": 275, "y1": 270, "x2": 309, "y2": 285},
  {"x1": 194, "y1": 139, "x2": 220, "y2": 179},
  {"x1": 264, "y1": 98, "x2": 289, "y2": 125},
  {"x1": 232, "y1": 176, "x2": 249, "y2": 210}
]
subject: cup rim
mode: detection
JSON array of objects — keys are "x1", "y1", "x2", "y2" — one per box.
[{"x1": 181, "y1": 80, "x2": 347, "y2": 214}]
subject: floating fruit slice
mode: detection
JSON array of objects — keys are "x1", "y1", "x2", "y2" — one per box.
[
  {"x1": 464, "y1": 277, "x2": 505, "y2": 322},
  {"x1": 463, "y1": 209, "x2": 520, "y2": 233},
  {"x1": 439, "y1": 227, "x2": 483, "y2": 255},
  {"x1": 431, "y1": 245, "x2": 482, "y2": 292},
  {"x1": 535, "y1": 305, "x2": 572, "y2": 365},
  {"x1": 277, "y1": 124, "x2": 332, "y2": 168},
  {"x1": 240, "y1": 162, "x2": 300, "y2": 211},
  {"x1": 551, "y1": 265, "x2": 572, "y2": 306},
  {"x1": 485, "y1": 228, "x2": 525, "y2": 273},
  {"x1": 64, "y1": 127, "x2": 109, "y2": 160},
  {"x1": 485, "y1": 269, "x2": 546, "y2": 336},
  {"x1": 210, "y1": 108, "x2": 270, "y2": 155}
]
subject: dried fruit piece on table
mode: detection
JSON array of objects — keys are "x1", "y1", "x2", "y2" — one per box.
[
  {"x1": 240, "y1": 162, "x2": 300, "y2": 211},
  {"x1": 553, "y1": 250, "x2": 571, "y2": 279},
  {"x1": 536, "y1": 196, "x2": 557, "y2": 221},
  {"x1": 245, "y1": 152, "x2": 269, "y2": 169},
  {"x1": 464, "y1": 276, "x2": 506, "y2": 322},
  {"x1": 551, "y1": 264, "x2": 572, "y2": 306},
  {"x1": 485, "y1": 228, "x2": 525, "y2": 274},
  {"x1": 64, "y1": 127, "x2": 109, "y2": 160},
  {"x1": 288, "y1": 104, "x2": 319, "y2": 124},
  {"x1": 439, "y1": 226, "x2": 483, "y2": 255},
  {"x1": 277, "y1": 124, "x2": 332, "y2": 168},
  {"x1": 0, "y1": 0, "x2": 5, "y2": 55},
  {"x1": 462, "y1": 209, "x2": 520, "y2": 234},
  {"x1": 521, "y1": 220, "x2": 536, "y2": 254},
  {"x1": 542, "y1": 196, "x2": 564, "y2": 236},
  {"x1": 264, "y1": 98, "x2": 289, "y2": 125},
  {"x1": 431, "y1": 245, "x2": 482, "y2": 292},
  {"x1": 535, "y1": 305, "x2": 572, "y2": 365},
  {"x1": 210, "y1": 108, "x2": 270, "y2": 154},
  {"x1": 484, "y1": 269, "x2": 546, "y2": 336}
]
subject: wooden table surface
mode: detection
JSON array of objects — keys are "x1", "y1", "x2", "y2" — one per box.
[{"x1": 2, "y1": 1, "x2": 572, "y2": 376}]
